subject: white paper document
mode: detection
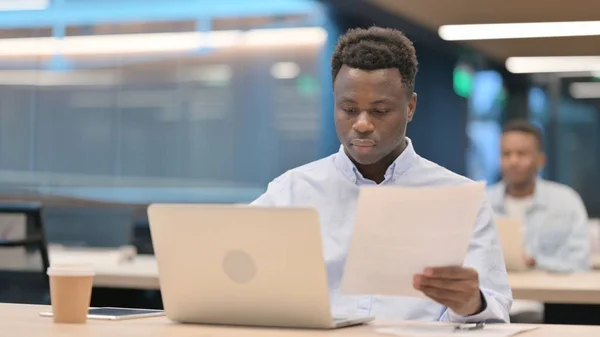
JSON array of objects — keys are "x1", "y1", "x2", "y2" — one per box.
[
  {"x1": 376, "y1": 323, "x2": 537, "y2": 337},
  {"x1": 340, "y1": 182, "x2": 485, "y2": 298}
]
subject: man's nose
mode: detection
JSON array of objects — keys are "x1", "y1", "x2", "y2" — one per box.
[
  {"x1": 505, "y1": 154, "x2": 521, "y2": 166},
  {"x1": 352, "y1": 111, "x2": 375, "y2": 134}
]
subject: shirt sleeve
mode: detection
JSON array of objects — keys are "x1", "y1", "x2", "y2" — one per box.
[
  {"x1": 438, "y1": 198, "x2": 513, "y2": 323},
  {"x1": 535, "y1": 192, "x2": 590, "y2": 273},
  {"x1": 250, "y1": 172, "x2": 292, "y2": 206}
]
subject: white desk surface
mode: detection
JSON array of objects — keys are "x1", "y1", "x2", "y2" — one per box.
[{"x1": 5, "y1": 303, "x2": 600, "y2": 337}]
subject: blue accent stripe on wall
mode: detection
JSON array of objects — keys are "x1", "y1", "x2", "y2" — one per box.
[
  {"x1": 318, "y1": 5, "x2": 340, "y2": 157},
  {"x1": 0, "y1": 0, "x2": 320, "y2": 28}
]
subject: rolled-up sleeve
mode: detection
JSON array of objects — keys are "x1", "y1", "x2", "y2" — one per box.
[{"x1": 439, "y1": 198, "x2": 513, "y2": 323}]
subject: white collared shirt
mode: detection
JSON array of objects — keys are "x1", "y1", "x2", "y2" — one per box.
[{"x1": 252, "y1": 138, "x2": 512, "y2": 322}]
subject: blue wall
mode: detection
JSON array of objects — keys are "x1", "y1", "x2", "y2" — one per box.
[{"x1": 409, "y1": 42, "x2": 468, "y2": 175}]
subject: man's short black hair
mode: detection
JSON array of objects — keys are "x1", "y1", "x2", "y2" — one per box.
[
  {"x1": 331, "y1": 26, "x2": 418, "y2": 92},
  {"x1": 502, "y1": 119, "x2": 544, "y2": 150}
]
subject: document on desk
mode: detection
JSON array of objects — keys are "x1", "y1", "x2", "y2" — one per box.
[
  {"x1": 376, "y1": 323, "x2": 537, "y2": 337},
  {"x1": 341, "y1": 182, "x2": 485, "y2": 299}
]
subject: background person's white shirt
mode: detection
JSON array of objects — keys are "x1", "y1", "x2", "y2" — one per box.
[{"x1": 504, "y1": 195, "x2": 533, "y2": 221}]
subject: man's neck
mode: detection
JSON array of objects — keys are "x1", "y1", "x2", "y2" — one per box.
[
  {"x1": 506, "y1": 179, "x2": 536, "y2": 198},
  {"x1": 355, "y1": 138, "x2": 406, "y2": 184}
]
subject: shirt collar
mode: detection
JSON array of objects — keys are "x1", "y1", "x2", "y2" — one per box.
[{"x1": 334, "y1": 137, "x2": 418, "y2": 184}]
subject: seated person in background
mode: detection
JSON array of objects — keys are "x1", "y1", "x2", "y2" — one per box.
[
  {"x1": 487, "y1": 120, "x2": 590, "y2": 273},
  {"x1": 252, "y1": 26, "x2": 512, "y2": 323},
  {"x1": 487, "y1": 120, "x2": 589, "y2": 324}
]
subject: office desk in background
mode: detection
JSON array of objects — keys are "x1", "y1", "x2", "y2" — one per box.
[
  {"x1": 84, "y1": 256, "x2": 600, "y2": 325},
  {"x1": 13, "y1": 249, "x2": 600, "y2": 324},
  {"x1": 509, "y1": 271, "x2": 600, "y2": 325},
  {"x1": 20, "y1": 250, "x2": 600, "y2": 296},
  {"x1": 4, "y1": 303, "x2": 600, "y2": 337},
  {"x1": 508, "y1": 271, "x2": 600, "y2": 304},
  {"x1": 0, "y1": 248, "x2": 160, "y2": 308},
  {"x1": 76, "y1": 253, "x2": 600, "y2": 299},
  {"x1": 84, "y1": 254, "x2": 159, "y2": 290}
]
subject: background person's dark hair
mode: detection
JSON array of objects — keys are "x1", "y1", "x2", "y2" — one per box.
[
  {"x1": 502, "y1": 119, "x2": 544, "y2": 151},
  {"x1": 330, "y1": 26, "x2": 418, "y2": 92}
]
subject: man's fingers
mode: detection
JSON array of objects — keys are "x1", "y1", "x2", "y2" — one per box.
[
  {"x1": 415, "y1": 275, "x2": 477, "y2": 294},
  {"x1": 415, "y1": 271, "x2": 484, "y2": 316},
  {"x1": 424, "y1": 266, "x2": 478, "y2": 280},
  {"x1": 419, "y1": 286, "x2": 462, "y2": 307}
]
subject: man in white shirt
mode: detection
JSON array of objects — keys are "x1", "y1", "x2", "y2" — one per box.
[{"x1": 252, "y1": 26, "x2": 512, "y2": 322}]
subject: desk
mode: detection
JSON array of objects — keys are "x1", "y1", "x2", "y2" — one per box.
[
  {"x1": 84, "y1": 265, "x2": 600, "y2": 324},
  {"x1": 1, "y1": 249, "x2": 159, "y2": 307},
  {"x1": 87, "y1": 255, "x2": 159, "y2": 290},
  {"x1": 14, "y1": 248, "x2": 160, "y2": 290},
  {"x1": 16, "y1": 252, "x2": 600, "y2": 323},
  {"x1": 4, "y1": 303, "x2": 600, "y2": 337},
  {"x1": 22, "y1": 250, "x2": 600, "y2": 295},
  {"x1": 48, "y1": 252, "x2": 160, "y2": 308},
  {"x1": 70, "y1": 258, "x2": 600, "y2": 298},
  {"x1": 508, "y1": 271, "x2": 600, "y2": 304},
  {"x1": 509, "y1": 271, "x2": 600, "y2": 325}
]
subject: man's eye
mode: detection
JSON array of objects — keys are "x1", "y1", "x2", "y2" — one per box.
[
  {"x1": 343, "y1": 108, "x2": 358, "y2": 114},
  {"x1": 373, "y1": 109, "x2": 389, "y2": 115}
]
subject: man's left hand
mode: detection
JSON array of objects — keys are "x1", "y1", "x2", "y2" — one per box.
[{"x1": 413, "y1": 266, "x2": 483, "y2": 316}]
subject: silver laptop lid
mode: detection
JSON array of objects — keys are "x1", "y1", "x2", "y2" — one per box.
[{"x1": 148, "y1": 204, "x2": 337, "y2": 328}]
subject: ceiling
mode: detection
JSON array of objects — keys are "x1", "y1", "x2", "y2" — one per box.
[{"x1": 366, "y1": 0, "x2": 600, "y2": 62}]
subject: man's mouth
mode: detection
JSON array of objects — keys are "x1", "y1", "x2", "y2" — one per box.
[{"x1": 350, "y1": 139, "x2": 376, "y2": 147}]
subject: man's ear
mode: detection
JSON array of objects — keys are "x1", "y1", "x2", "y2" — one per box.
[
  {"x1": 537, "y1": 151, "x2": 547, "y2": 171},
  {"x1": 407, "y1": 92, "x2": 417, "y2": 122}
]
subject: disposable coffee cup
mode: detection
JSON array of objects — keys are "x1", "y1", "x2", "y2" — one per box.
[{"x1": 47, "y1": 263, "x2": 95, "y2": 324}]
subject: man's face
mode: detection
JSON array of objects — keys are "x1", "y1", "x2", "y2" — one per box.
[
  {"x1": 500, "y1": 131, "x2": 545, "y2": 186},
  {"x1": 333, "y1": 65, "x2": 417, "y2": 165}
]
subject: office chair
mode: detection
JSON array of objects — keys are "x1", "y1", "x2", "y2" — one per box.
[{"x1": 0, "y1": 202, "x2": 50, "y2": 304}]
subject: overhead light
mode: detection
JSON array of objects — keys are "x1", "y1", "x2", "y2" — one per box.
[
  {"x1": 0, "y1": 0, "x2": 48, "y2": 11},
  {"x1": 439, "y1": 21, "x2": 600, "y2": 40},
  {"x1": 270, "y1": 62, "x2": 300, "y2": 79},
  {"x1": 0, "y1": 27, "x2": 326, "y2": 56},
  {"x1": 0, "y1": 31, "x2": 240, "y2": 56},
  {"x1": 505, "y1": 56, "x2": 600, "y2": 74},
  {"x1": 244, "y1": 27, "x2": 326, "y2": 47},
  {"x1": 569, "y1": 82, "x2": 600, "y2": 99}
]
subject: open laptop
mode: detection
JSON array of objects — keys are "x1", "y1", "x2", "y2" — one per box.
[
  {"x1": 147, "y1": 204, "x2": 374, "y2": 329},
  {"x1": 495, "y1": 216, "x2": 528, "y2": 271}
]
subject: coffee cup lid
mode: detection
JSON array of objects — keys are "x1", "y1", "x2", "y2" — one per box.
[{"x1": 47, "y1": 263, "x2": 95, "y2": 277}]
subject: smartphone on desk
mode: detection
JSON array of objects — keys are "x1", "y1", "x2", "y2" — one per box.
[{"x1": 40, "y1": 307, "x2": 165, "y2": 320}]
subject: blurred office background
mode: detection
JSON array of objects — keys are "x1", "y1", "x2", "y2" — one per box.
[{"x1": 1, "y1": 0, "x2": 600, "y2": 304}]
